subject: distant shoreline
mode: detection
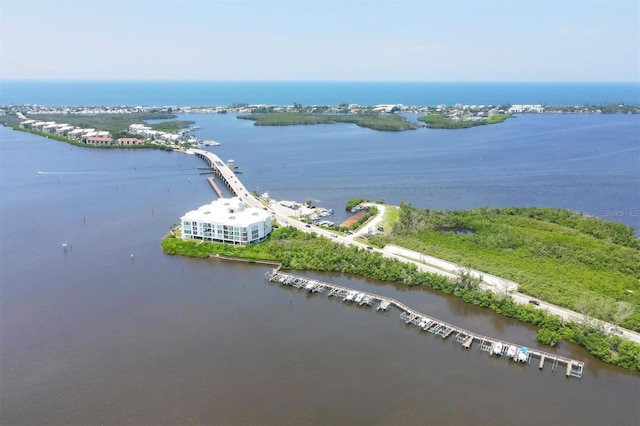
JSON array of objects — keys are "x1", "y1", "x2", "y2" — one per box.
[
  {"x1": 2, "y1": 103, "x2": 639, "y2": 114},
  {"x1": 2, "y1": 103, "x2": 638, "y2": 136}
]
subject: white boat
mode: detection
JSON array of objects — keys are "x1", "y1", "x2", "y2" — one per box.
[
  {"x1": 506, "y1": 345, "x2": 517, "y2": 358},
  {"x1": 419, "y1": 318, "x2": 431, "y2": 330},
  {"x1": 305, "y1": 281, "x2": 317, "y2": 291},
  {"x1": 493, "y1": 342, "x2": 503, "y2": 355},
  {"x1": 518, "y1": 347, "x2": 529, "y2": 362},
  {"x1": 344, "y1": 291, "x2": 357, "y2": 302},
  {"x1": 354, "y1": 293, "x2": 365, "y2": 304},
  {"x1": 377, "y1": 301, "x2": 390, "y2": 311}
]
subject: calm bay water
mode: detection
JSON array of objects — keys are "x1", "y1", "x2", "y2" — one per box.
[{"x1": 1, "y1": 112, "x2": 639, "y2": 425}]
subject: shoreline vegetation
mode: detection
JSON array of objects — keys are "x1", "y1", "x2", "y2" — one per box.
[
  {"x1": 2, "y1": 102, "x2": 638, "y2": 140},
  {"x1": 418, "y1": 112, "x2": 513, "y2": 129},
  {"x1": 370, "y1": 205, "x2": 640, "y2": 330},
  {"x1": 161, "y1": 205, "x2": 640, "y2": 371},
  {"x1": 238, "y1": 112, "x2": 420, "y2": 131}
]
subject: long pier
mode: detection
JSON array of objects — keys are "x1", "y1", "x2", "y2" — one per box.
[
  {"x1": 265, "y1": 270, "x2": 584, "y2": 379},
  {"x1": 207, "y1": 177, "x2": 223, "y2": 198}
]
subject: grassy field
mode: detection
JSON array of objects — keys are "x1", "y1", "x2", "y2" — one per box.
[
  {"x1": 418, "y1": 113, "x2": 513, "y2": 129},
  {"x1": 380, "y1": 205, "x2": 400, "y2": 233},
  {"x1": 370, "y1": 205, "x2": 640, "y2": 331},
  {"x1": 237, "y1": 113, "x2": 420, "y2": 131}
]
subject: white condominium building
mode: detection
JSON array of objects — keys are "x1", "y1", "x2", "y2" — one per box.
[{"x1": 180, "y1": 197, "x2": 272, "y2": 245}]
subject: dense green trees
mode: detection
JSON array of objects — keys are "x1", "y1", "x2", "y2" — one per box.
[
  {"x1": 345, "y1": 198, "x2": 368, "y2": 210},
  {"x1": 417, "y1": 113, "x2": 513, "y2": 128},
  {"x1": 149, "y1": 120, "x2": 195, "y2": 132},
  {"x1": 237, "y1": 113, "x2": 419, "y2": 131}
]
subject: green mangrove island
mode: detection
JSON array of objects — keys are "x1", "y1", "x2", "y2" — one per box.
[
  {"x1": 162, "y1": 205, "x2": 640, "y2": 371},
  {"x1": 237, "y1": 113, "x2": 420, "y2": 131},
  {"x1": 417, "y1": 112, "x2": 513, "y2": 129},
  {"x1": 237, "y1": 111, "x2": 513, "y2": 131}
]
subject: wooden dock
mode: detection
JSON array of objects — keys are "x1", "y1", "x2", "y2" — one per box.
[
  {"x1": 207, "y1": 177, "x2": 223, "y2": 198},
  {"x1": 265, "y1": 270, "x2": 584, "y2": 379}
]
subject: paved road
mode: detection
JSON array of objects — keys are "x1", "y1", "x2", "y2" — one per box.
[{"x1": 192, "y1": 148, "x2": 640, "y2": 345}]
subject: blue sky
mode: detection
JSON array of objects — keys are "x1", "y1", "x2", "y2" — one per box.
[{"x1": 1, "y1": 0, "x2": 638, "y2": 81}]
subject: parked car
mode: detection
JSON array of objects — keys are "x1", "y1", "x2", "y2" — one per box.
[{"x1": 528, "y1": 300, "x2": 540, "y2": 306}]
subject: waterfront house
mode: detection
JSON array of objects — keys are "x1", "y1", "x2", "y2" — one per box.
[
  {"x1": 55, "y1": 124, "x2": 73, "y2": 135},
  {"x1": 180, "y1": 197, "x2": 272, "y2": 245},
  {"x1": 117, "y1": 137, "x2": 144, "y2": 145},
  {"x1": 67, "y1": 128, "x2": 84, "y2": 140},
  {"x1": 85, "y1": 136, "x2": 113, "y2": 145},
  {"x1": 42, "y1": 122, "x2": 58, "y2": 133},
  {"x1": 159, "y1": 133, "x2": 180, "y2": 142},
  {"x1": 129, "y1": 123, "x2": 153, "y2": 134}
]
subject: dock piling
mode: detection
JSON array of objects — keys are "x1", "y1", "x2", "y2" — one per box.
[{"x1": 264, "y1": 270, "x2": 584, "y2": 379}]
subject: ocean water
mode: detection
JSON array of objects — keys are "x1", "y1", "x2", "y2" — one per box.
[{"x1": 1, "y1": 80, "x2": 639, "y2": 106}]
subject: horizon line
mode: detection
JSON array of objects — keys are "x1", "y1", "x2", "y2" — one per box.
[{"x1": 1, "y1": 79, "x2": 639, "y2": 84}]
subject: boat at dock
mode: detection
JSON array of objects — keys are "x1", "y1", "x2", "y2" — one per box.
[
  {"x1": 518, "y1": 347, "x2": 529, "y2": 363},
  {"x1": 377, "y1": 300, "x2": 390, "y2": 311},
  {"x1": 493, "y1": 342, "x2": 503, "y2": 355},
  {"x1": 264, "y1": 269, "x2": 585, "y2": 379},
  {"x1": 419, "y1": 318, "x2": 432, "y2": 330},
  {"x1": 344, "y1": 291, "x2": 357, "y2": 302},
  {"x1": 360, "y1": 296, "x2": 372, "y2": 306}
]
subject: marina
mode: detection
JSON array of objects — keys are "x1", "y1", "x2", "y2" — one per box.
[{"x1": 265, "y1": 269, "x2": 585, "y2": 379}]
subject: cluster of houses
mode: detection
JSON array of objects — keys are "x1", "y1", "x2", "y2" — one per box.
[
  {"x1": 128, "y1": 124, "x2": 181, "y2": 143},
  {"x1": 507, "y1": 104, "x2": 545, "y2": 113},
  {"x1": 19, "y1": 120, "x2": 143, "y2": 146},
  {"x1": 423, "y1": 104, "x2": 509, "y2": 122}
]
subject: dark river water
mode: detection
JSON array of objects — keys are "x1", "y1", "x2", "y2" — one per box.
[{"x1": 1, "y1": 114, "x2": 639, "y2": 425}]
